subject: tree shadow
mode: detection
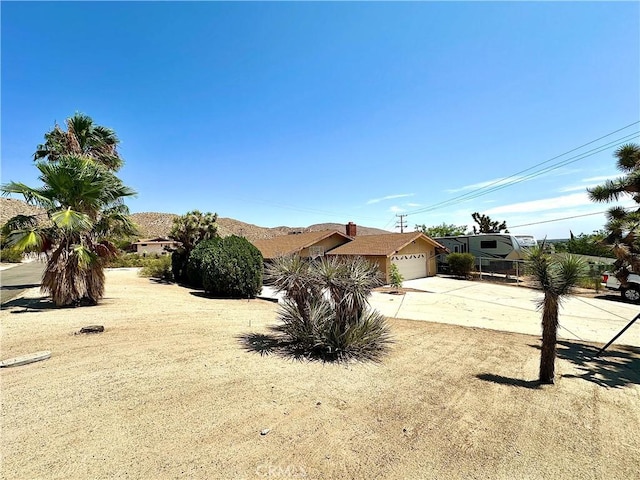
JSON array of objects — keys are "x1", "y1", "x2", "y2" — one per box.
[
  {"x1": 555, "y1": 340, "x2": 640, "y2": 388},
  {"x1": 237, "y1": 332, "x2": 288, "y2": 357},
  {"x1": 478, "y1": 341, "x2": 640, "y2": 389},
  {"x1": 476, "y1": 373, "x2": 541, "y2": 389},
  {"x1": 1, "y1": 283, "x2": 41, "y2": 290},
  {"x1": 236, "y1": 331, "x2": 387, "y2": 363},
  {"x1": 189, "y1": 291, "x2": 256, "y2": 300},
  {"x1": 2, "y1": 296, "x2": 57, "y2": 312}
]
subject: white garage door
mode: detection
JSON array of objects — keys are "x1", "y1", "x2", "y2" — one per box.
[{"x1": 391, "y1": 253, "x2": 427, "y2": 280}]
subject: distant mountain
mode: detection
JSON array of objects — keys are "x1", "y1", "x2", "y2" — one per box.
[{"x1": 1, "y1": 198, "x2": 391, "y2": 242}]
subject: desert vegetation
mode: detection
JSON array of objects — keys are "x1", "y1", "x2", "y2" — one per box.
[
  {"x1": 168, "y1": 210, "x2": 219, "y2": 283},
  {"x1": 187, "y1": 235, "x2": 263, "y2": 297},
  {"x1": 447, "y1": 252, "x2": 475, "y2": 278},
  {"x1": 265, "y1": 255, "x2": 392, "y2": 361},
  {"x1": 1, "y1": 113, "x2": 136, "y2": 306},
  {"x1": 526, "y1": 245, "x2": 586, "y2": 384},
  {"x1": 588, "y1": 143, "x2": 640, "y2": 284}
]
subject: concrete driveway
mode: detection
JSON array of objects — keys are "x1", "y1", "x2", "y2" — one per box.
[
  {"x1": 260, "y1": 277, "x2": 639, "y2": 347},
  {"x1": 369, "y1": 277, "x2": 639, "y2": 347}
]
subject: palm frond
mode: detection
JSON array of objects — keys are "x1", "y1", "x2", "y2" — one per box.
[
  {"x1": 50, "y1": 208, "x2": 93, "y2": 232},
  {"x1": 2, "y1": 215, "x2": 39, "y2": 236},
  {"x1": 5, "y1": 229, "x2": 46, "y2": 253}
]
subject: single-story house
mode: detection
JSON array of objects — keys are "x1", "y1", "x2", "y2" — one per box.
[
  {"x1": 132, "y1": 237, "x2": 181, "y2": 256},
  {"x1": 326, "y1": 232, "x2": 447, "y2": 282},
  {"x1": 252, "y1": 230, "x2": 352, "y2": 260}
]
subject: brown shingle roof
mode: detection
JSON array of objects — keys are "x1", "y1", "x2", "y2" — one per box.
[
  {"x1": 327, "y1": 232, "x2": 446, "y2": 257},
  {"x1": 251, "y1": 230, "x2": 351, "y2": 259}
]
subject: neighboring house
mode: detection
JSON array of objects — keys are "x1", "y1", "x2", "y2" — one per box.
[
  {"x1": 327, "y1": 232, "x2": 447, "y2": 282},
  {"x1": 132, "y1": 237, "x2": 180, "y2": 256},
  {"x1": 252, "y1": 230, "x2": 352, "y2": 260}
]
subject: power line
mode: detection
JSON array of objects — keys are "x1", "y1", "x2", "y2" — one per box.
[
  {"x1": 407, "y1": 131, "x2": 639, "y2": 216},
  {"x1": 508, "y1": 206, "x2": 636, "y2": 229},
  {"x1": 406, "y1": 122, "x2": 640, "y2": 216}
]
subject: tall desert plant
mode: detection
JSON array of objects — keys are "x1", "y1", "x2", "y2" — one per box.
[
  {"x1": 2, "y1": 155, "x2": 136, "y2": 306},
  {"x1": 526, "y1": 246, "x2": 585, "y2": 384},
  {"x1": 169, "y1": 210, "x2": 218, "y2": 283},
  {"x1": 35, "y1": 112, "x2": 123, "y2": 171},
  {"x1": 588, "y1": 143, "x2": 640, "y2": 285},
  {"x1": 266, "y1": 255, "x2": 392, "y2": 360}
]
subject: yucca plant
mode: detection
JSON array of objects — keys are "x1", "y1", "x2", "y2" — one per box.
[
  {"x1": 266, "y1": 255, "x2": 392, "y2": 361},
  {"x1": 526, "y1": 245, "x2": 586, "y2": 384}
]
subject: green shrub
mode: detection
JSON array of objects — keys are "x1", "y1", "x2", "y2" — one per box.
[
  {"x1": 139, "y1": 255, "x2": 173, "y2": 281},
  {"x1": 0, "y1": 247, "x2": 23, "y2": 263},
  {"x1": 447, "y1": 253, "x2": 475, "y2": 278},
  {"x1": 187, "y1": 236, "x2": 263, "y2": 297},
  {"x1": 266, "y1": 255, "x2": 391, "y2": 361},
  {"x1": 389, "y1": 263, "x2": 404, "y2": 290}
]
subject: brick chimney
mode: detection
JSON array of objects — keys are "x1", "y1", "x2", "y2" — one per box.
[{"x1": 346, "y1": 222, "x2": 357, "y2": 237}]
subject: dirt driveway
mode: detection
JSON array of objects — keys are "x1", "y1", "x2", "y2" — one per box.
[{"x1": 1, "y1": 269, "x2": 639, "y2": 479}]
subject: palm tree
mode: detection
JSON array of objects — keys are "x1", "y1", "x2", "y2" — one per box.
[
  {"x1": 2, "y1": 155, "x2": 137, "y2": 306},
  {"x1": 34, "y1": 113, "x2": 123, "y2": 171},
  {"x1": 526, "y1": 246, "x2": 585, "y2": 384},
  {"x1": 588, "y1": 143, "x2": 640, "y2": 284}
]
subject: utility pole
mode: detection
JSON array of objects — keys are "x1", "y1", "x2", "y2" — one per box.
[{"x1": 396, "y1": 214, "x2": 407, "y2": 233}]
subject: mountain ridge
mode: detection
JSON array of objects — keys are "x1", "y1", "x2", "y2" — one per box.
[{"x1": 0, "y1": 198, "x2": 390, "y2": 241}]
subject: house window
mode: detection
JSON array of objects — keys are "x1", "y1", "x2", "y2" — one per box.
[{"x1": 480, "y1": 240, "x2": 497, "y2": 249}]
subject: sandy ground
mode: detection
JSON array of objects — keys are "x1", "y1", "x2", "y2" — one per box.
[{"x1": 1, "y1": 269, "x2": 639, "y2": 480}]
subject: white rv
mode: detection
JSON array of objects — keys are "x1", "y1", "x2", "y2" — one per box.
[{"x1": 434, "y1": 234, "x2": 537, "y2": 264}]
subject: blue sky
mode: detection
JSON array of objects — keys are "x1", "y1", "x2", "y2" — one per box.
[{"x1": 2, "y1": 1, "x2": 639, "y2": 239}]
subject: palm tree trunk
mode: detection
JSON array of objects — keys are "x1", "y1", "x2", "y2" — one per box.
[{"x1": 539, "y1": 292, "x2": 559, "y2": 384}]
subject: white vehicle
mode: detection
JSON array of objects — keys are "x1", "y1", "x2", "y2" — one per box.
[
  {"x1": 601, "y1": 271, "x2": 640, "y2": 303},
  {"x1": 434, "y1": 234, "x2": 537, "y2": 261}
]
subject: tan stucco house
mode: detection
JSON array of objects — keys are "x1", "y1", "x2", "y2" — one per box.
[
  {"x1": 327, "y1": 232, "x2": 447, "y2": 282},
  {"x1": 132, "y1": 237, "x2": 180, "y2": 256}
]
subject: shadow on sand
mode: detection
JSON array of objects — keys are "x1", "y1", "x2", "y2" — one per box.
[
  {"x1": 2, "y1": 296, "x2": 57, "y2": 312},
  {"x1": 236, "y1": 331, "x2": 386, "y2": 363},
  {"x1": 478, "y1": 340, "x2": 640, "y2": 389},
  {"x1": 475, "y1": 373, "x2": 541, "y2": 389},
  {"x1": 1, "y1": 283, "x2": 41, "y2": 291},
  {"x1": 554, "y1": 340, "x2": 640, "y2": 388}
]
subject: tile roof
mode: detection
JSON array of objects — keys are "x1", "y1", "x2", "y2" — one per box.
[
  {"x1": 251, "y1": 230, "x2": 351, "y2": 259},
  {"x1": 327, "y1": 232, "x2": 446, "y2": 257}
]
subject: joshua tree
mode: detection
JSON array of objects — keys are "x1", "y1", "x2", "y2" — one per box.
[
  {"x1": 471, "y1": 212, "x2": 509, "y2": 234},
  {"x1": 588, "y1": 143, "x2": 640, "y2": 288},
  {"x1": 168, "y1": 210, "x2": 218, "y2": 282},
  {"x1": 526, "y1": 245, "x2": 585, "y2": 384}
]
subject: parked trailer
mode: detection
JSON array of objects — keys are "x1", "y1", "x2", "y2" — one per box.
[{"x1": 433, "y1": 234, "x2": 537, "y2": 273}]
